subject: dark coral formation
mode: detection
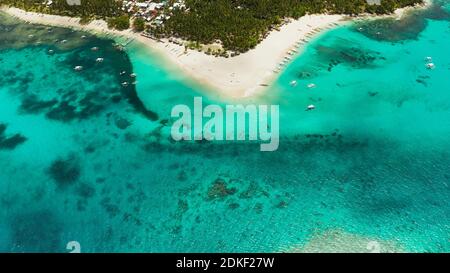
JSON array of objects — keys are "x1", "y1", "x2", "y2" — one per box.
[
  {"x1": 315, "y1": 44, "x2": 384, "y2": 70},
  {"x1": 207, "y1": 178, "x2": 237, "y2": 200},
  {"x1": 0, "y1": 123, "x2": 27, "y2": 150},
  {"x1": 47, "y1": 153, "x2": 81, "y2": 187},
  {"x1": 75, "y1": 182, "x2": 96, "y2": 199},
  {"x1": 100, "y1": 197, "x2": 121, "y2": 218},
  {"x1": 0, "y1": 15, "x2": 159, "y2": 123},
  {"x1": 353, "y1": 2, "x2": 450, "y2": 42},
  {"x1": 9, "y1": 210, "x2": 62, "y2": 253},
  {"x1": 19, "y1": 95, "x2": 58, "y2": 114},
  {"x1": 114, "y1": 116, "x2": 132, "y2": 130},
  {"x1": 290, "y1": 41, "x2": 386, "y2": 82}
]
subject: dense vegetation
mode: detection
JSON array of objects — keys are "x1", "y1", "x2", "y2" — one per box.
[
  {"x1": 1, "y1": 0, "x2": 123, "y2": 19},
  {"x1": 107, "y1": 14, "x2": 130, "y2": 30},
  {"x1": 132, "y1": 17, "x2": 146, "y2": 32},
  {"x1": 2, "y1": 0, "x2": 127, "y2": 29},
  {"x1": 2, "y1": 0, "x2": 423, "y2": 51},
  {"x1": 159, "y1": 0, "x2": 423, "y2": 52}
]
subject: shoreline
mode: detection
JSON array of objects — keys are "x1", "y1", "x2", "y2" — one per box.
[{"x1": 1, "y1": 2, "x2": 431, "y2": 98}]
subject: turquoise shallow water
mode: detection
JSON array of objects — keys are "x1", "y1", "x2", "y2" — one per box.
[{"x1": 0, "y1": 2, "x2": 449, "y2": 252}]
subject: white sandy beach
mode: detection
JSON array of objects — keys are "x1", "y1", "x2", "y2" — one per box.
[{"x1": 0, "y1": 3, "x2": 430, "y2": 98}]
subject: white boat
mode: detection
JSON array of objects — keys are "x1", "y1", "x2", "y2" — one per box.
[
  {"x1": 61, "y1": 39, "x2": 67, "y2": 43},
  {"x1": 290, "y1": 80, "x2": 297, "y2": 87},
  {"x1": 48, "y1": 49, "x2": 54, "y2": 54},
  {"x1": 425, "y1": 56, "x2": 432, "y2": 62},
  {"x1": 426, "y1": 63, "x2": 435, "y2": 69},
  {"x1": 130, "y1": 73, "x2": 137, "y2": 78},
  {"x1": 96, "y1": 57, "x2": 104, "y2": 63},
  {"x1": 306, "y1": 105, "x2": 316, "y2": 111},
  {"x1": 307, "y1": 83, "x2": 316, "y2": 89},
  {"x1": 74, "y1": 66, "x2": 83, "y2": 71},
  {"x1": 121, "y1": 81, "x2": 129, "y2": 87},
  {"x1": 120, "y1": 71, "x2": 127, "y2": 76},
  {"x1": 91, "y1": 47, "x2": 99, "y2": 51},
  {"x1": 81, "y1": 35, "x2": 87, "y2": 39}
]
